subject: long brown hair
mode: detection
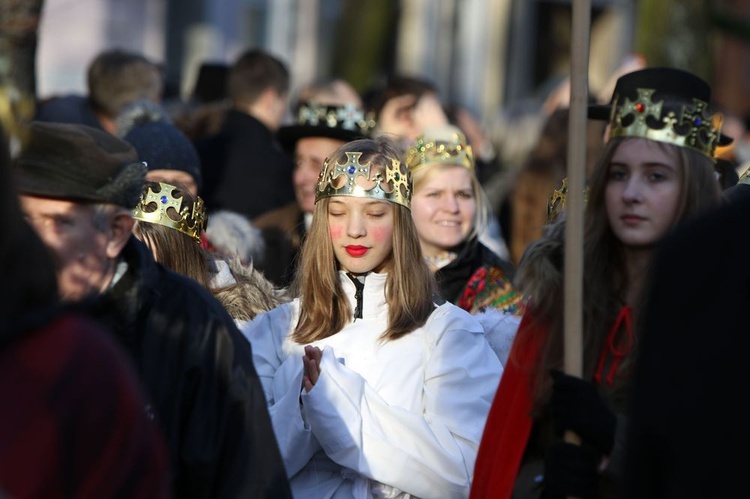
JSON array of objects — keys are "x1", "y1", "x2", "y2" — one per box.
[
  {"x1": 291, "y1": 138, "x2": 436, "y2": 344},
  {"x1": 522, "y1": 137, "x2": 721, "y2": 411},
  {"x1": 133, "y1": 219, "x2": 211, "y2": 287}
]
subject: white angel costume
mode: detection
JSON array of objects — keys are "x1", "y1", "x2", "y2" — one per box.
[{"x1": 242, "y1": 271, "x2": 502, "y2": 498}]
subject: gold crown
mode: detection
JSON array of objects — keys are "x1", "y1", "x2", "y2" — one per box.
[
  {"x1": 132, "y1": 182, "x2": 207, "y2": 243},
  {"x1": 546, "y1": 178, "x2": 590, "y2": 224},
  {"x1": 405, "y1": 130, "x2": 475, "y2": 173},
  {"x1": 609, "y1": 88, "x2": 723, "y2": 158},
  {"x1": 297, "y1": 102, "x2": 376, "y2": 135},
  {"x1": 316, "y1": 151, "x2": 411, "y2": 208}
]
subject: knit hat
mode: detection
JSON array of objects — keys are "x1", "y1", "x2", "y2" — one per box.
[
  {"x1": 13, "y1": 121, "x2": 146, "y2": 208},
  {"x1": 117, "y1": 100, "x2": 203, "y2": 191}
]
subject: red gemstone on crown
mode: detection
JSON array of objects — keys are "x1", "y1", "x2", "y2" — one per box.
[{"x1": 635, "y1": 103, "x2": 645, "y2": 113}]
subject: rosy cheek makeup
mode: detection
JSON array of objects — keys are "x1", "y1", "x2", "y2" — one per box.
[
  {"x1": 329, "y1": 225, "x2": 344, "y2": 240},
  {"x1": 369, "y1": 227, "x2": 391, "y2": 243}
]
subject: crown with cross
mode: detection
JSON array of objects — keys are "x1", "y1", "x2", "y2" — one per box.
[
  {"x1": 608, "y1": 87, "x2": 723, "y2": 159},
  {"x1": 405, "y1": 126, "x2": 475, "y2": 173},
  {"x1": 132, "y1": 181, "x2": 207, "y2": 243},
  {"x1": 315, "y1": 151, "x2": 411, "y2": 208}
]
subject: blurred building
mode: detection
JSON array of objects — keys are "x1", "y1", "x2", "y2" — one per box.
[{"x1": 36, "y1": 0, "x2": 748, "y2": 123}]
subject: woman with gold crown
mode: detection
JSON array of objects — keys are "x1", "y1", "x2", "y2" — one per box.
[
  {"x1": 405, "y1": 125, "x2": 525, "y2": 366},
  {"x1": 470, "y1": 67, "x2": 727, "y2": 499},
  {"x1": 241, "y1": 136, "x2": 502, "y2": 497}
]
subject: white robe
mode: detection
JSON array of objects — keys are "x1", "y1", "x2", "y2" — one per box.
[{"x1": 242, "y1": 271, "x2": 502, "y2": 498}]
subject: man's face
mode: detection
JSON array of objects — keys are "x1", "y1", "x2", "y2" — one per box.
[
  {"x1": 19, "y1": 195, "x2": 116, "y2": 301},
  {"x1": 294, "y1": 136, "x2": 346, "y2": 213},
  {"x1": 375, "y1": 92, "x2": 448, "y2": 141}
]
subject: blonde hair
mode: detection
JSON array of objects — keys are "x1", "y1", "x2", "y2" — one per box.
[{"x1": 291, "y1": 138, "x2": 436, "y2": 343}]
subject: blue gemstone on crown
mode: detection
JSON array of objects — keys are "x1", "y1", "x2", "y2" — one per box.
[
  {"x1": 160, "y1": 195, "x2": 168, "y2": 203},
  {"x1": 348, "y1": 166, "x2": 356, "y2": 174},
  {"x1": 694, "y1": 118, "x2": 702, "y2": 126}
]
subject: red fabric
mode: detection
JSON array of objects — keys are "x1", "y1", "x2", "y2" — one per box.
[
  {"x1": 0, "y1": 314, "x2": 171, "y2": 498},
  {"x1": 470, "y1": 314, "x2": 548, "y2": 499},
  {"x1": 594, "y1": 305, "x2": 634, "y2": 386}
]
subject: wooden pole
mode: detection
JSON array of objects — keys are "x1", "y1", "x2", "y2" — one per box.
[
  {"x1": 562, "y1": 1, "x2": 591, "y2": 483},
  {"x1": 564, "y1": 0, "x2": 590, "y2": 383}
]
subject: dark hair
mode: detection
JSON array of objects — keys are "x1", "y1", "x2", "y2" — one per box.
[
  {"x1": 228, "y1": 49, "x2": 290, "y2": 107},
  {"x1": 365, "y1": 75, "x2": 439, "y2": 121},
  {"x1": 87, "y1": 49, "x2": 162, "y2": 118}
]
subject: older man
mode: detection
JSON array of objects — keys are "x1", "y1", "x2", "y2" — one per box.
[{"x1": 14, "y1": 122, "x2": 290, "y2": 499}]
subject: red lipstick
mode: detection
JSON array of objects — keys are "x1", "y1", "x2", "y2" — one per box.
[{"x1": 345, "y1": 245, "x2": 368, "y2": 257}]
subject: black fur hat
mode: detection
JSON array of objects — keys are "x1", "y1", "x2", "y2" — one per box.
[{"x1": 13, "y1": 121, "x2": 146, "y2": 208}]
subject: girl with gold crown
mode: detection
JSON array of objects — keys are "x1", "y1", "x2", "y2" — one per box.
[
  {"x1": 241, "y1": 136, "x2": 502, "y2": 497},
  {"x1": 471, "y1": 67, "x2": 726, "y2": 499}
]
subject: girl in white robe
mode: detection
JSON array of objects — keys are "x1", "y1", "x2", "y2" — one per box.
[{"x1": 242, "y1": 137, "x2": 503, "y2": 498}]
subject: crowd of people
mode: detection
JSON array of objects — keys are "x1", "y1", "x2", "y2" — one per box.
[{"x1": 1, "y1": 43, "x2": 747, "y2": 498}]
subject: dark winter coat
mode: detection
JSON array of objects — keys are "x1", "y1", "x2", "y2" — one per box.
[
  {"x1": 196, "y1": 109, "x2": 295, "y2": 219},
  {"x1": 85, "y1": 237, "x2": 291, "y2": 498}
]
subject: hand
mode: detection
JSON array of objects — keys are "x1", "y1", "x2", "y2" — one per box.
[
  {"x1": 550, "y1": 369, "x2": 616, "y2": 455},
  {"x1": 541, "y1": 442, "x2": 600, "y2": 499},
  {"x1": 302, "y1": 345, "x2": 322, "y2": 393}
]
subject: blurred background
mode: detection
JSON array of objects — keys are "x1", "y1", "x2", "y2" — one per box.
[{"x1": 2, "y1": 0, "x2": 750, "y2": 124}]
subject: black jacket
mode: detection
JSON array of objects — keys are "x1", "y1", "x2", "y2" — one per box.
[
  {"x1": 623, "y1": 189, "x2": 750, "y2": 499},
  {"x1": 86, "y1": 238, "x2": 291, "y2": 498},
  {"x1": 196, "y1": 109, "x2": 295, "y2": 219}
]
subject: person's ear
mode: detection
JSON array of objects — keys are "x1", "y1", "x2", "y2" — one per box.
[{"x1": 105, "y1": 211, "x2": 135, "y2": 259}]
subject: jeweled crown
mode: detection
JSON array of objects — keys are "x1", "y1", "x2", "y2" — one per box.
[
  {"x1": 608, "y1": 87, "x2": 723, "y2": 158},
  {"x1": 315, "y1": 151, "x2": 411, "y2": 208},
  {"x1": 546, "y1": 178, "x2": 590, "y2": 224},
  {"x1": 132, "y1": 182, "x2": 207, "y2": 243},
  {"x1": 405, "y1": 129, "x2": 475, "y2": 173},
  {"x1": 296, "y1": 102, "x2": 376, "y2": 135}
]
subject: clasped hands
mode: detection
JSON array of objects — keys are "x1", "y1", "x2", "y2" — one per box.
[{"x1": 302, "y1": 345, "x2": 322, "y2": 393}]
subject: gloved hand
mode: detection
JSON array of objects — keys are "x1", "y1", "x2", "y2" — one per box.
[
  {"x1": 541, "y1": 442, "x2": 601, "y2": 499},
  {"x1": 550, "y1": 369, "x2": 616, "y2": 455}
]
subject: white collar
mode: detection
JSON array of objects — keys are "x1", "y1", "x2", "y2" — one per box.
[{"x1": 339, "y1": 271, "x2": 388, "y2": 320}]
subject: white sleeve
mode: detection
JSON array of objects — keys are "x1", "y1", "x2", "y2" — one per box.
[
  {"x1": 241, "y1": 307, "x2": 322, "y2": 477},
  {"x1": 473, "y1": 309, "x2": 522, "y2": 366},
  {"x1": 301, "y1": 317, "x2": 502, "y2": 498}
]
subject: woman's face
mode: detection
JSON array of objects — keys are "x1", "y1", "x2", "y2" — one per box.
[
  {"x1": 605, "y1": 138, "x2": 682, "y2": 249},
  {"x1": 410, "y1": 165, "x2": 476, "y2": 258},
  {"x1": 327, "y1": 196, "x2": 394, "y2": 275}
]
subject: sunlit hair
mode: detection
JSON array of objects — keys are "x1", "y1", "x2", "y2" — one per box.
[
  {"x1": 525, "y1": 136, "x2": 721, "y2": 411},
  {"x1": 132, "y1": 184, "x2": 210, "y2": 288},
  {"x1": 87, "y1": 49, "x2": 162, "y2": 118},
  {"x1": 412, "y1": 163, "x2": 490, "y2": 240},
  {"x1": 291, "y1": 138, "x2": 436, "y2": 344},
  {"x1": 133, "y1": 218, "x2": 211, "y2": 288}
]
